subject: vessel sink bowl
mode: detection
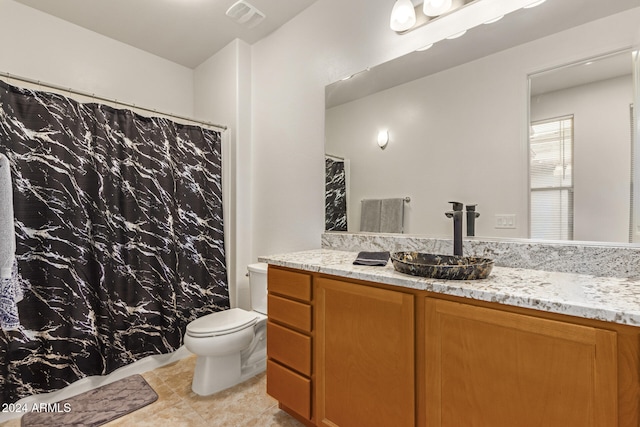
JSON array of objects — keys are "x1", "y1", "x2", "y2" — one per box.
[{"x1": 390, "y1": 251, "x2": 493, "y2": 280}]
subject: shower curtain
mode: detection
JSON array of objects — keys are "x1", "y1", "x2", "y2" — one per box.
[
  {"x1": 325, "y1": 157, "x2": 348, "y2": 231},
  {"x1": 0, "y1": 80, "x2": 229, "y2": 404}
]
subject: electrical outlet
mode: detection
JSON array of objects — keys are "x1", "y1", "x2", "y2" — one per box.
[{"x1": 495, "y1": 214, "x2": 516, "y2": 229}]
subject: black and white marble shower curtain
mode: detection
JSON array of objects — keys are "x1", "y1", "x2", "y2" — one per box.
[
  {"x1": 325, "y1": 157, "x2": 347, "y2": 231},
  {"x1": 0, "y1": 80, "x2": 229, "y2": 404}
]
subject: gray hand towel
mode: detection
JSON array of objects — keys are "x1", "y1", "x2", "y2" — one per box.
[
  {"x1": 380, "y1": 198, "x2": 404, "y2": 233},
  {"x1": 360, "y1": 199, "x2": 381, "y2": 232},
  {"x1": 353, "y1": 251, "x2": 390, "y2": 266}
]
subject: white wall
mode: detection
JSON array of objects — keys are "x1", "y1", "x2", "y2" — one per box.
[
  {"x1": 531, "y1": 75, "x2": 633, "y2": 243},
  {"x1": 0, "y1": 0, "x2": 194, "y2": 116},
  {"x1": 250, "y1": 1, "x2": 640, "y2": 256},
  {"x1": 194, "y1": 40, "x2": 253, "y2": 309}
]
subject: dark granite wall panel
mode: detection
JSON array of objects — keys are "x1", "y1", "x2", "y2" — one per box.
[
  {"x1": 325, "y1": 157, "x2": 347, "y2": 231},
  {"x1": 0, "y1": 80, "x2": 229, "y2": 404}
]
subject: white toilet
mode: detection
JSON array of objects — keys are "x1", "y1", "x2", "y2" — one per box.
[{"x1": 184, "y1": 262, "x2": 268, "y2": 396}]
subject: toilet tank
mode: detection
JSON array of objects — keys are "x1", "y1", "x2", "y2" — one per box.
[{"x1": 248, "y1": 262, "x2": 268, "y2": 314}]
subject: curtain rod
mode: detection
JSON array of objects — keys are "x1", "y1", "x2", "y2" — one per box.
[{"x1": 0, "y1": 71, "x2": 228, "y2": 131}]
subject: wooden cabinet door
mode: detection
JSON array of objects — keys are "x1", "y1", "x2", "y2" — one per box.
[
  {"x1": 425, "y1": 298, "x2": 618, "y2": 427},
  {"x1": 316, "y1": 277, "x2": 415, "y2": 427}
]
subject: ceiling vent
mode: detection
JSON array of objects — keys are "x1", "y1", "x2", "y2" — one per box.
[{"x1": 225, "y1": 0, "x2": 266, "y2": 29}]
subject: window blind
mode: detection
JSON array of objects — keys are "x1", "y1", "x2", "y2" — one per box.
[{"x1": 530, "y1": 116, "x2": 574, "y2": 240}]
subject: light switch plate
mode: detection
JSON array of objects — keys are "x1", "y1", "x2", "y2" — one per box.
[{"x1": 495, "y1": 214, "x2": 516, "y2": 229}]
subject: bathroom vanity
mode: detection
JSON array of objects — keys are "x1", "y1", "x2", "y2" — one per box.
[{"x1": 261, "y1": 249, "x2": 640, "y2": 427}]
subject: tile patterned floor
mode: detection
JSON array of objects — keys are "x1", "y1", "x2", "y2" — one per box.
[{"x1": 1, "y1": 355, "x2": 304, "y2": 427}]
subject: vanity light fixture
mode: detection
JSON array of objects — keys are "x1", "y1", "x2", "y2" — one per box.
[
  {"x1": 377, "y1": 130, "x2": 390, "y2": 150},
  {"x1": 390, "y1": 0, "x2": 474, "y2": 34},
  {"x1": 390, "y1": 0, "x2": 417, "y2": 32},
  {"x1": 392, "y1": 0, "x2": 542, "y2": 36}
]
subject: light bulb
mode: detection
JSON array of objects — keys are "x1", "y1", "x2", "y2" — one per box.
[
  {"x1": 390, "y1": 0, "x2": 417, "y2": 32},
  {"x1": 423, "y1": 0, "x2": 453, "y2": 17},
  {"x1": 377, "y1": 130, "x2": 389, "y2": 149}
]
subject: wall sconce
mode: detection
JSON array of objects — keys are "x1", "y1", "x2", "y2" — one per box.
[{"x1": 377, "y1": 130, "x2": 389, "y2": 150}]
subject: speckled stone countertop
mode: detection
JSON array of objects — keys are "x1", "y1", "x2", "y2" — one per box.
[{"x1": 258, "y1": 249, "x2": 640, "y2": 327}]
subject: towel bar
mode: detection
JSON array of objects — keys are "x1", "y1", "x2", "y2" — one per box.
[{"x1": 361, "y1": 197, "x2": 411, "y2": 203}]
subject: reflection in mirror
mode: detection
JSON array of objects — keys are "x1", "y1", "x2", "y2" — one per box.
[
  {"x1": 324, "y1": 1, "x2": 640, "y2": 245},
  {"x1": 325, "y1": 155, "x2": 348, "y2": 231},
  {"x1": 529, "y1": 51, "x2": 635, "y2": 243}
]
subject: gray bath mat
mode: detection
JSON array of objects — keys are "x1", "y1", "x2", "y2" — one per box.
[{"x1": 21, "y1": 374, "x2": 158, "y2": 427}]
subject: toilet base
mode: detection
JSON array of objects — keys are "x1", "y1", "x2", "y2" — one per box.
[
  {"x1": 192, "y1": 353, "x2": 241, "y2": 396},
  {"x1": 190, "y1": 350, "x2": 267, "y2": 396},
  {"x1": 189, "y1": 316, "x2": 267, "y2": 396}
]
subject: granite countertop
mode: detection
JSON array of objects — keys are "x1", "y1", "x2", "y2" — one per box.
[{"x1": 258, "y1": 248, "x2": 640, "y2": 327}]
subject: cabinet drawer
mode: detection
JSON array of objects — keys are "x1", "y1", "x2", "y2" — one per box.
[
  {"x1": 267, "y1": 321, "x2": 312, "y2": 376},
  {"x1": 268, "y1": 267, "x2": 312, "y2": 302},
  {"x1": 267, "y1": 360, "x2": 311, "y2": 420},
  {"x1": 268, "y1": 294, "x2": 312, "y2": 332}
]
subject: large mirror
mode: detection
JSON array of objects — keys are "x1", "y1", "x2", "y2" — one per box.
[{"x1": 325, "y1": 0, "x2": 640, "y2": 244}]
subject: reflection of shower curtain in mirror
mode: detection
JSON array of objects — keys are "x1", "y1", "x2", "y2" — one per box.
[
  {"x1": 325, "y1": 157, "x2": 348, "y2": 231},
  {"x1": 0, "y1": 80, "x2": 229, "y2": 404},
  {"x1": 631, "y1": 104, "x2": 636, "y2": 243}
]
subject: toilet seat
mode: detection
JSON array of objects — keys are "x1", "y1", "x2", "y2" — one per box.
[{"x1": 186, "y1": 308, "x2": 258, "y2": 338}]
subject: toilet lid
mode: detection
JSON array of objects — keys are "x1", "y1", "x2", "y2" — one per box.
[{"x1": 186, "y1": 308, "x2": 258, "y2": 337}]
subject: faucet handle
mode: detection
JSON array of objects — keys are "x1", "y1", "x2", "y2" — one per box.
[
  {"x1": 448, "y1": 201, "x2": 463, "y2": 211},
  {"x1": 466, "y1": 204, "x2": 480, "y2": 218}
]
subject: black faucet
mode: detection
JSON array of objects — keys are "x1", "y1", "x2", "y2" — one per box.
[
  {"x1": 466, "y1": 204, "x2": 480, "y2": 237},
  {"x1": 445, "y1": 201, "x2": 463, "y2": 256}
]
